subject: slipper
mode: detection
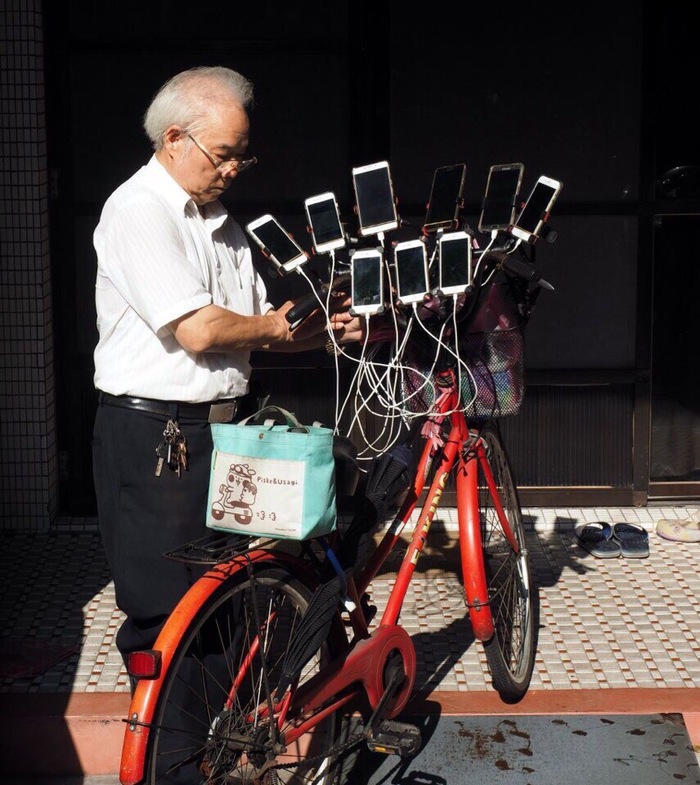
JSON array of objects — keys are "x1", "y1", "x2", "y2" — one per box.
[
  {"x1": 611, "y1": 522, "x2": 650, "y2": 558},
  {"x1": 656, "y1": 518, "x2": 700, "y2": 543},
  {"x1": 574, "y1": 522, "x2": 620, "y2": 558}
]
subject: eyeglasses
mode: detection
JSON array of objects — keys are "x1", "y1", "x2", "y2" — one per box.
[{"x1": 187, "y1": 133, "x2": 257, "y2": 175}]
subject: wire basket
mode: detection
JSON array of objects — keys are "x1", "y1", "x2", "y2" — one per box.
[
  {"x1": 402, "y1": 326, "x2": 524, "y2": 419},
  {"x1": 401, "y1": 276, "x2": 527, "y2": 419}
]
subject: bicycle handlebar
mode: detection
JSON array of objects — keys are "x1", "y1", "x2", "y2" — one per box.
[
  {"x1": 496, "y1": 252, "x2": 554, "y2": 291},
  {"x1": 286, "y1": 286, "x2": 326, "y2": 329},
  {"x1": 285, "y1": 273, "x2": 351, "y2": 330}
]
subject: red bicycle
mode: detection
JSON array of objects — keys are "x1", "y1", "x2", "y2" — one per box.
[{"x1": 119, "y1": 247, "x2": 546, "y2": 784}]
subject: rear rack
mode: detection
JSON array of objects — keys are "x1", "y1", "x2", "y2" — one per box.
[{"x1": 163, "y1": 531, "x2": 259, "y2": 565}]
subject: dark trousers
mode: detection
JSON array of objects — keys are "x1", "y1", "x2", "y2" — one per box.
[{"x1": 92, "y1": 403, "x2": 213, "y2": 665}]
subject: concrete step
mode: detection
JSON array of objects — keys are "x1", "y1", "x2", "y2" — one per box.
[
  {"x1": 2, "y1": 690, "x2": 699, "y2": 778},
  {"x1": 0, "y1": 694, "x2": 129, "y2": 778}
]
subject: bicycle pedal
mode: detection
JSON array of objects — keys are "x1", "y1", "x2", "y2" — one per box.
[{"x1": 366, "y1": 720, "x2": 422, "y2": 758}]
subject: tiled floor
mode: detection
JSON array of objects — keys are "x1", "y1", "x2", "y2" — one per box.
[
  {"x1": 1, "y1": 504, "x2": 699, "y2": 697},
  {"x1": 2, "y1": 504, "x2": 700, "y2": 779}
]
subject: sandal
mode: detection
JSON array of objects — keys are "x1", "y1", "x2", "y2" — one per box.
[
  {"x1": 574, "y1": 522, "x2": 620, "y2": 558},
  {"x1": 656, "y1": 518, "x2": 700, "y2": 543},
  {"x1": 611, "y1": 522, "x2": 649, "y2": 558}
]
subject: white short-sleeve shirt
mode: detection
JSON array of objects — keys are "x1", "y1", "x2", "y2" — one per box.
[{"x1": 93, "y1": 156, "x2": 273, "y2": 402}]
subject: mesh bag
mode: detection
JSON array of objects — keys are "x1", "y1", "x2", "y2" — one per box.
[{"x1": 401, "y1": 275, "x2": 526, "y2": 419}]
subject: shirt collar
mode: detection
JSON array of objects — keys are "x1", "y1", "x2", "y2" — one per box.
[{"x1": 144, "y1": 156, "x2": 228, "y2": 231}]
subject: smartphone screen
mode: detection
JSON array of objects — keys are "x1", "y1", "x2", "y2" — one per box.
[
  {"x1": 478, "y1": 163, "x2": 524, "y2": 233},
  {"x1": 394, "y1": 240, "x2": 429, "y2": 304},
  {"x1": 304, "y1": 192, "x2": 346, "y2": 254},
  {"x1": 351, "y1": 161, "x2": 399, "y2": 236},
  {"x1": 350, "y1": 249, "x2": 384, "y2": 315},
  {"x1": 438, "y1": 231, "x2": 472, "y2": 295},
  {"x1": 246, "y1": 214, "x2": 308, "y2": 272},
  {"x1": 423, "y1": 163, "x2": 466, "y2": 233},
  {"x1": 511, "y1": 175, "x2": 563, "y2": 242}
]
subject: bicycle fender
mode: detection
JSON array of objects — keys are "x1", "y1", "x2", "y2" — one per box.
[
  {"x1": 456, "y1": 462, "x2": 495, "y2": 642},
  {"x1": 120, "y1": 548, "x2": 311, "y2": 785}
]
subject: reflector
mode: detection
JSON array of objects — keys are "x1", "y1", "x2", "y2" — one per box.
[{"x1": 127, "y1": 649, "x2": 161, "y2": 679}]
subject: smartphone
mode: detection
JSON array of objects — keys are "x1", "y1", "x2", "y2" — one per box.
[
  {"x1": 510, "y1": 175, "x2": 563, "y2": 243},
  {"x1": 351, "y1": 161, "x2": 399, "y2": 237},
  {"x1": 438, "y1": 231, "x2": 473, "y2": 295},
  {"x1": 350, "y1": 248, "x2": 384, "y2": 316},
  {"x1": 423, "y1": 163, "x2": 466, "y2": 233},
  {"x1": 304, "y1": 192, "x2": 346, "y2": 254},
  {"x1": 477, "y1": 163, "x2": 525, "y2": 233},
  {"x1": 245, "y1": 214, "x2": 308, "y2": 273},
  {"x1": 394, "y1": 239, "x2": 429, "y2": 305}
]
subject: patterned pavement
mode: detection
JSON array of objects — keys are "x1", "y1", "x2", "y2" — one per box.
[{"x1": 1, "y1": 504, "x2": 699, "y2": 697}]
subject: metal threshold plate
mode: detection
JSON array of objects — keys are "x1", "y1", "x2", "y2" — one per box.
[{"x1": 359, "y1": 713, "x2": 700, "y2": 785}]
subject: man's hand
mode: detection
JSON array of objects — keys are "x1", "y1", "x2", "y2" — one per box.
[{"x1": 327, "y1": 294, "x2": 365, "y2": 344}]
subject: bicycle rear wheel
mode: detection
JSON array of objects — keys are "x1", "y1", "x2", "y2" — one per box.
[
  {"x1": 145, "y1": 562, "x2": 351, "y2": 784},
  {"x1": 477, "y1": 423, "x2": 538, "y2": 702}
]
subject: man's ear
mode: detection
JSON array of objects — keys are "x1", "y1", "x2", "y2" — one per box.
[{"x1": 162, "y1": 125, "x2": 184, "y2": 150}]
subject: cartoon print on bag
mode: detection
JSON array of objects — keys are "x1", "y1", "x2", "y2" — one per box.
[{"x1": 210, "y1": 463, "x2": 258, "y2": 524}]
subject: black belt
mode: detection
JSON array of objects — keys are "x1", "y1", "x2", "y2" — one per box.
[{"x1": 98, "y1": 391, "x2": 248, "y2": 423}]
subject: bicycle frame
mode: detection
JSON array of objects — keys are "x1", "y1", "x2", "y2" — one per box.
[
  {"x1": 120, "y1": 371, "x2": 522, "y2": 785},
  {"x1": 357, "y1": 369, "x2": 518, "y2": 640}
]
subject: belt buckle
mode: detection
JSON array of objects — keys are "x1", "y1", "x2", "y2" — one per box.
[{"x1": 208, "y1": 401, "x2": 238, "y2": 424}]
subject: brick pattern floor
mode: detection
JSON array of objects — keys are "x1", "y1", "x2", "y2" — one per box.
[{"x1": 1, "y1": 505, "x2": 699, "y2": 695}]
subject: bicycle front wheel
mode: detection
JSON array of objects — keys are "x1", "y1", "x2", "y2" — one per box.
[
  {"x1": 145, "y1": 562, "x2": 350, "y2": 784},
  {"x1": 477, "y1": 423, "x2": 538, "y2": 702}
]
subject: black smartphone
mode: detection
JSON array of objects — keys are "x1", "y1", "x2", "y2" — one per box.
[
  {"x1": 304, "y1": 192, "x2": 346, "y2": 254},
  {"x1": 423, "y1": 163, "x2": 466, "y2": 233},
  {"x1": 351, "y1": 161, "x2": 399, "y2": 236},
  {"x1": 350, "y1": 248, "x2": 384, "y2": 316},
  {"x1": 478, "y1": 163, "x2": 525, "y2": 233},
  {"x1": 394, "y1": 239, "x2": 429, "y2": 305},
  {"x1": 438, "y1": 231, "x2": 472, "y2": 295},
  {"x1": 246, "y1": 214, "x2": 308, "y2": 273},
  {"x1": 511, "y1": 175, "x2": 563, "y2": 243}
]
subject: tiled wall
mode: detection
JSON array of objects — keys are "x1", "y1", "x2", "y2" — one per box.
[{"x1": 0, "y1": 0, "x2": 58, "y2": 530}]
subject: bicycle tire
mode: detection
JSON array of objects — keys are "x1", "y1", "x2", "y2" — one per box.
[
  {"x1": 477, "y1": 423, "x2": 538, "y2": 702},
  {"x1": 144, "y1": 561, "x2": 352, "y2": 784}
]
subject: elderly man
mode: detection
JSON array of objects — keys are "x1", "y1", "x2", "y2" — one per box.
[{"x1": 92, "y1": 65, "x2": 362, "y2": 669}]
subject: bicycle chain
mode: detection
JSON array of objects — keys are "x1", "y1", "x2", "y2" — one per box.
[{"x1": 260, "y1": 728, "x2": 366, "y2": 776}]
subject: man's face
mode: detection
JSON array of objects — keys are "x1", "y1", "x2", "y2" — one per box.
[{"x1": 166, "y1": 102, "x2": 251, "y2": 206}]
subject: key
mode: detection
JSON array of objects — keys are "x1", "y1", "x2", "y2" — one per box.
[
  {"x1": 171, "y1": 434, "x2": 189, "y2": 478},
  {"x1": 154, "y1": 442, "x2": 168, "y2": 477},
  {"x1": 169, "y1": 439, "x2": 180, "y2": 476},
  {"x1": 159, "y1": 419, "x2": 188, "y2": 478},
  {"x1": 165, "y1": 419, "x2": 188, "y2": 477},
  {"x1": 155, "y1": 420, "x2": 179, "y2": 478},
  {"x1": 176, "y1": 435, "x2": 189, "y2": 476}
]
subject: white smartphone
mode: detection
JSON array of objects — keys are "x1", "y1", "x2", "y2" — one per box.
[
  {"x1": 350, "y1": 248, "x2": 384, "y2": 316},
  {"x1": 478, "y1": 163, "x2": 525, "y2": 233},
  {"x1": 510, "y1": 175, "x2": 563, "y2": 243},
  {"x1": 304, "y1": 192, "x2": 346, "y2": 254},
  {"x1": 245, "y1": 214, "x2": 309, "y2": 273},
  {"x1": 394, "y1": 239, "x2": 429, "y2": 305},
  {"x1": 438, "y1": 231, "x2": 472, "y2": 295},
  {"x1": 351, "y1": 160, "x2": 399, "y2": 237},
  {"x1": 423, "y1": 163, "x2": 466, "y2": 233}
]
